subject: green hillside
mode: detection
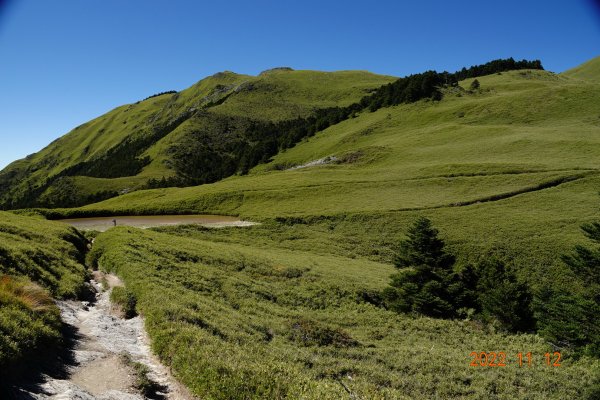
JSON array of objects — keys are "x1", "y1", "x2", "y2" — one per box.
[
  {"x1": 63, "y1": 67, "x2": 600, "y2": 224},
  {"x1": 42, "y1": 64, "x2": 600, "y2": 286},
  {"x1": 563, "y1": 55, "x2": 600, "y2": 81},
  {"x1": 4, "y1": 57, "x2": 600, "y2": 397},
  {"x1": 88, "y1": 225, "x2": 598, "y2": 399},
  {"x1": 0, "y1": 69, "x2": 394, "y2": 209}
]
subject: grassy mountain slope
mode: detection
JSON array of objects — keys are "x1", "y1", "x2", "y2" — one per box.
[
  {"x1": 0, "y1": 211, "x2": 87, "y2": 382},
  {"x1": 66, "y1": 68, "x2": 599, "y2": 215},
  {"x1": 43, "y1": 59, "x2": 600, "y2": 397},
  {"x1": 563, "y1": 55, "x2": 600, "y2": 81},
  {"x1": 0, "y1": 69, "x2": 394, "y2": 209},
  {"x1": 55, "y1": 64, "x2": 600, "y2": 294}
]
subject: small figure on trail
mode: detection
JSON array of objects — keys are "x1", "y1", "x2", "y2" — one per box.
[{"x1": 112, "y1": 219, "x2": 117, "y2": 227}]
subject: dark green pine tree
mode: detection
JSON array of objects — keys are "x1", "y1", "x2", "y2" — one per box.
[
  {"x1": 476, "y1": 257, "x2": 535, "y2": 332},
  {"x1": 535, "y1": 221, "x2": 600, "y2": 356},
  {"x1": 383, "y1": 217, "x2": 460, "y2": 318},
  {"x1": 562, "y1": 222, "x2": 600, "y2": 287},
  {"x1": 395, "y1": 217, "x2": 451, "y2": 267}
]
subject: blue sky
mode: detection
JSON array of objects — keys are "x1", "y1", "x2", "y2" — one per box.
[{"x1": 0, "y1": 0, "x2": 599, "y2": 169}]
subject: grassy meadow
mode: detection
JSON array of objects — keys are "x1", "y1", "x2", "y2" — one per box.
[
  {"x1": 87, "y1": 225, "x2": 598, "y2": 399},
  {"x1": 48, "y1": 67, "x2": 600, "y2": 277}
]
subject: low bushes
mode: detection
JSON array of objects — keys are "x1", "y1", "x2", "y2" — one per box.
[
  {"x1": 0, "y1": 275, "x2": 62, "y2": 381},
  {"x1": 110, "y1": 286, "x2": 137, "y2": 319}
]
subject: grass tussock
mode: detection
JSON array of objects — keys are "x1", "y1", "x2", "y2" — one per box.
[
  {"x1": 120, "y1": 354, "x2": 165, "y2": 398},
  {"x1": 288, "y1": 318, "x2": 359, "y2": 348},
  {"x1": 0, "y1": 275, "x2": 55, "y2": 312}
]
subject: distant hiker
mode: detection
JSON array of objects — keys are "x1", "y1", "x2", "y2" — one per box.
[{"x1": 112, "y1": 219, "x2": 117, "y2": 226}]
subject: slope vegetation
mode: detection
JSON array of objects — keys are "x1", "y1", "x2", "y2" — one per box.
[
  {"x1": 89, "y1": 226, "x2": 598, "y2": 399},
  {"x1": 563, "y1": 55, "x2": 600, "y2": 81},
  {"x1": 0, "y1": 211, "x2": 87, "y2": 383}
]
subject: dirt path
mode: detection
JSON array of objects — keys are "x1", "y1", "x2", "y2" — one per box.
[
  {"x1": 20, "y1": 272, "x2": 195, "y2": 400},
  {"x1": 57, "y1": 214, "x2": 258, "y2": 232}
]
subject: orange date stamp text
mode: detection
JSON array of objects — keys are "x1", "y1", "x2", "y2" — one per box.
[{"x1": 469, "y1": 351, "x2": 561, "y2": 367}]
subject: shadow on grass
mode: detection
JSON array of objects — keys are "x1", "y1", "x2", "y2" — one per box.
[
  {"x1": 0, "y1": 284, "x2": 97, "y2": 399},
  {"x1": 1, "y1": 322, "x2": 83, "y2": 399}
]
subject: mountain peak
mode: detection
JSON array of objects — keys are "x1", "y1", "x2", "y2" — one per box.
[{"x1": 259, "y1": 67, "x2": 295, "y2": 76}]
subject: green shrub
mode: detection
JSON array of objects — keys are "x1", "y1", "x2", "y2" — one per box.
[
  {"x1": 533, "y1": 221, "x2": 600, "y2": 355},
  {"x1": 110, "y1": 286, "x2": 137, "y2": 319},
  {"x1": 288, "y1": 318, "x2": 359, "y2": 347},
  {"x1": 476, "y1": 257, "x2": 535, "y2": 332},
  {"x1": 583, "y1": 375, "x2": 600, "y2": 400},
  {"x1": 469, "y1": 79, "x2": 481, "y2": 91}
]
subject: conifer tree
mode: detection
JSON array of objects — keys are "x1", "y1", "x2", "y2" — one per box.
[
  {"x1": 534, "y1": 222, "x2": 600, "y2": 356},
  {"x1": 476, "y1": 257, "x2": 535, "y2": 332},
  {"x1": 383, "y1": 217, "x2": 461, "y2": 318}
]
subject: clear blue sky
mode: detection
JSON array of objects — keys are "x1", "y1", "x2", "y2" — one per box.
[{"x1": 0, "y1": 0, "x2": 599, "y2": 169}]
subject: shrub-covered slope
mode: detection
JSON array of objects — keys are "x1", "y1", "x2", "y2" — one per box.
[
  {"x1": 0, "y1": 211, "x2": 87, "y2": 382},
  {"x1": 89, "y1": 226, "x2": 598, "y2": 399}
]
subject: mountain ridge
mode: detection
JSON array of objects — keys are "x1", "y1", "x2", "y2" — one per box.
[
  {"x1": 0, "y1": 58, "x2": 551, "y2": 210},
  {"x1": 0, "y1": 69, "x2": 395, "y2": 208}
]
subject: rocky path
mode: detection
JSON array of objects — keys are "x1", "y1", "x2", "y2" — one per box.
[{"x1": 18, "y1": 272, "x2": 195, "y2": 400}]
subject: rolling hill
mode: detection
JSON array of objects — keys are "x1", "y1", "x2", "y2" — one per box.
[
  {"x1": 30, "y1": 59, "x2": 595, "y2": 289},
  {"x1": 0, "y1": 69, "x2": 395, "y2": 209},
  {"x1": 54, "y1": 61, "x2": 600, "y2": 244}
]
